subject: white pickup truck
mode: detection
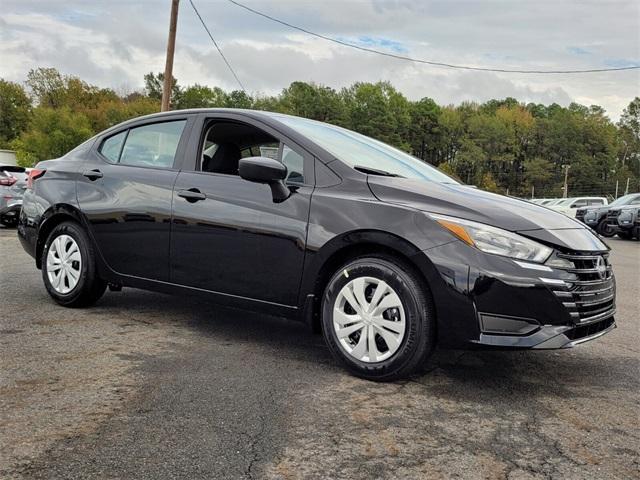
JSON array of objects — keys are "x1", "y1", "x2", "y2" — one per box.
[{"x1": 548, "y1": 196, "x2": 608, "y2": 218}]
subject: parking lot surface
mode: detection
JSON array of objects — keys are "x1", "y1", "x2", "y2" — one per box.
[{"x1": 1, "y1": 227, "x2": 639, "y2": 479}]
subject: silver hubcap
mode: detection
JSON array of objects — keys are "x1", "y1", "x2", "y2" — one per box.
[
  {"x1": 46, "y1": 234, "x2": 82, "y2": 294},
  {"x1": 333, "y1": 276, "x2": 406, "y2": 363}
]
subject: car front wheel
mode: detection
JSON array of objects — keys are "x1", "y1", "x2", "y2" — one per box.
[
  {"x1": 321, "y1": 256, "x2": 435, "y2": 381},
  {"x1": 597, "y1": 219, "x2": 616, "y2": 237},
  {"x1": 41, "y1": 221, "x2": 107, "y2": 307}
]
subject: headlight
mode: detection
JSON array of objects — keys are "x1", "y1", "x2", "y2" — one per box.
[{"x1": 429, "y1": 214, "x2": 553, "y2": 263}]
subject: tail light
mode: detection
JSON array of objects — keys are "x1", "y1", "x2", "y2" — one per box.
[
  {"x1": 0, "y1": 175, "x2": 17, "y2": 186},
  {"x1": 27, "y1": 169, "x2": 46, "y2": 189}
]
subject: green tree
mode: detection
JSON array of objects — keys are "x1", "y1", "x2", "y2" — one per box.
[
  {"x1": 436, "y1": 106, "x2": 464, "y2": 164},
  {"x1": 11, "y1": 107, "x2": 93, "y2": 166},
  {"x1": 523, "y1": 157, "x2": 555, "y2": 196},
  {"x1": 479, "y1": 172, "x2": 500, "y2": 193},
  {"x1": 25, "y1": 67, "x2": 67, "y2": 108},
  {"x1": 279, "y1": 81, "x2": 346, "y2": 124},
  {"x1": 342, "y1": 81, "x2": 411, "y2": 150},
  {"x1": 618, "y1": 97, "x2": 640, "y2": 178},
  {"x1": 176, "y1": 84, "x2": 228, "y2": 109},
  {"x1": 225, "y1": 90, "x2": 253, "y2": 109},
  {"x1": 408, "y1": 97, "x2": 440, "y2": 163},
  {"x1": 0, "y1": 79, "x2": 32, "y2": 146},
  {"x1": 143, "y1": 72, "x2": 180, "y2": 106}
]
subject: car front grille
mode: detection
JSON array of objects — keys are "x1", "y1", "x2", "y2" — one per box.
[
  {"x1": 575, "y1": 208, "x2": 587, "y2": 219},
  {"x1": 548, "y1": 252, "x2": 616, "y2": 324},
  {"x1": 606, "y1": 210, "x2": 621, "y2": 220},
  {"x1": 617, "y1": 210, "x2": 637, "y2": 225}
]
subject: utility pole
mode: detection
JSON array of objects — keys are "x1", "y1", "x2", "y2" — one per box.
[
  {"x1": 161, "y1": 0, "x2": 180, "y2": 112},
  {"x1": 625, "y1": 177, "x2": 630, "y2": 195},
  {"x1": 562, "y1": 164, "x2": 571, "y2": 198}
]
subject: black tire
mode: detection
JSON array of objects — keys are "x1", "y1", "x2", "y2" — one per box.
[
  {"x1": 0, "y1": 215, "x2": 17, "y2": 227},
  {"x1": 41, "y1": 221, "x2": 107, "y2": 307},
  {"x1": 617, "y1": 230, "x2": 633, "y2": 240},
  {"x1": 321, "y1": 255, "x2": 435, "y2": 381},
  {"x1": 597, "y1": 219, "x2": 615, "y2": 237}
]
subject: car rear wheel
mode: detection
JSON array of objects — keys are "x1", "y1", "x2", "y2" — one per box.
[
  {"x1": 42, "y1": 221, "x2": 106, "y2": 307},
  {"x1": 321, "y1": 256, "x2": 435, "y2": 381},
  {"x1": 596, "y1": 219, "x2": 616, "y2": 237}
]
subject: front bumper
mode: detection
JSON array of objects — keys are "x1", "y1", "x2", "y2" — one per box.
[
  {"x1": 419, "y1": 240, "x2": 616, "y2": 350},
  {"x1": 616, "y1": 209, "x2": 640, "y2": 235},
  {"x1": 479, "y1": 315, "x2": 616, "y2": 349}
]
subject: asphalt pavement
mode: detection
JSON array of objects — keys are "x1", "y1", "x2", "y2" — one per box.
[{"x1": 1, "y1": 226, "x2": 638, "y2": 479}]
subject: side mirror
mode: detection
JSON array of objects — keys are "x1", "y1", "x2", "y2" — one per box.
[{"x1": 239, "y1": 156, "x2": 290, "y2": 203}]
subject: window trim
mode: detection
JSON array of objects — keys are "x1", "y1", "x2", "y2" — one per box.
[{"x1": 96, "y1": 117, "x2": 190, "y2": 171}]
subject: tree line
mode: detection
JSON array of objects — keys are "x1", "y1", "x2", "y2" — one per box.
[{"x1": 1, "y1": 67, "x2": 638, "y2": 197}]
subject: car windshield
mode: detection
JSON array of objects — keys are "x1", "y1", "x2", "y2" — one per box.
[
  {"x1": 554, "y1": 198, "x2": 574, "y2": 206},
  {"x1": 609, "y1": 194, "x2": 638, "y2": 206},
  {"x1": 271, "y1": 114, "x2": 458, "y2": 183}
]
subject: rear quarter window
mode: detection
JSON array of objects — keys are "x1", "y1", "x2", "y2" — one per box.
[{"x1": 99, "y1": 131, "x2": 127, "y2": 163}]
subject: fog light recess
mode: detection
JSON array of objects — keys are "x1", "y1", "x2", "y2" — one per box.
[{"x1": 479, "y1": 314, "x2": 540, "y2": 335}]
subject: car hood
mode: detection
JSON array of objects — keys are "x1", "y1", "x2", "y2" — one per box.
[
  {"x1": 609, "y1": 205, "x2": 637, "y2": 212},
  {"x1": 586, "y1": 205, "x2": 612, "y2": 214},
  {"x1": 367, "y1": 177, "x2": 607, "y2": 251}
]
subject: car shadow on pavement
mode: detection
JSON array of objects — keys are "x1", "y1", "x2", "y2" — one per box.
[{"x1": 89, "y1": 288, "x2": 636, "y2": 399}]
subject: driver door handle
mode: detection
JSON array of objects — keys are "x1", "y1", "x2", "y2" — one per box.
[{"x1": 177, "y1": 188, "x2": 206, "y2": 202}]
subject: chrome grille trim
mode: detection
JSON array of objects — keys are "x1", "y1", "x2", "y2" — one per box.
[
  {"x1": 569, "y1": 309, "x2": 617, "y2": 325},
  {"x1": 570, "y1": 278, "x2": 614, "y2": 286},
  {"x1": 562, "y1": 293, "x2": 615, "y2": 307},
  {"x1": 556, "y1": 253, "x2": 604, "y2": 261},
  {"x1": 545, "y1": 251, "x2": 616, "y2": 324}
]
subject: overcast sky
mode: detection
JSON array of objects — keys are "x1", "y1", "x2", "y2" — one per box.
[{"x1": 1, "y1": 0, "x2": 638, "y2": 120}]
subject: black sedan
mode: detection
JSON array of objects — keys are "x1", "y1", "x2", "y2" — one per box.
[{"x1": 18, "y1": 109, "x2": 616, "y2": 380}]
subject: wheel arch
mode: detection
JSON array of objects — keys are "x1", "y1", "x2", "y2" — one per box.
[
  {"x1": 35, "y1": 204, "x2": 86, "y2": 269},
  {"x1": 301, "y1": 229, "x2": 438, "y2": 333}
]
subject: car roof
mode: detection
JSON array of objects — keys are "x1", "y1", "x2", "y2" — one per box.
[{"x1": 115, "y1": 108, "x2": 277, "y2": 125}]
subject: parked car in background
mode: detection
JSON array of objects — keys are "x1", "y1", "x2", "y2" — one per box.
[
  {"x1": 529, "y1": 198, "x2": 556, "y2": 205},
  {"x1": 0, "y1": 166, "x2": 28, "y2": 227},
  {"x1": 614, "y1": 206, "x2": 640, "y2": 240},
  {"x1": 580, "y1": 193, "x2": 640, "y2": 236},
  {"x1": 549, "y1": 197, "x2": 608, "y2": 219},
  {"x1": 17, "y1": 109, "x2": 617, "y2": 380}
]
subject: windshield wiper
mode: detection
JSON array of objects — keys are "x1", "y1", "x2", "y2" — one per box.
[{"x1": 354, "y1": 166, "x2": 404, "y2": 178}]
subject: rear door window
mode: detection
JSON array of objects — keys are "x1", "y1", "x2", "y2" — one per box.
[{"x1": 120, "y1": 121, "x2": 186, "y2": 168}]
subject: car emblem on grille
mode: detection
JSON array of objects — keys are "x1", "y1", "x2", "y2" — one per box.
[{"x1": 596, "y1": 256, "x2": 607, "y2": 279}]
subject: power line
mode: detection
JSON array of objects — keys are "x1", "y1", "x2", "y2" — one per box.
[
  {"x1": 189, "y1": 0, "x2": 247, "y2": 93},
  {"x1": 228, "y1": 0, "x2": 640, "y2": 75}
]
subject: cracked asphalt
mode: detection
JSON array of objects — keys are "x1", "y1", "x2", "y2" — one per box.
[{"x1": 1, "y1": 227, "x2": 639, "y2": 479}]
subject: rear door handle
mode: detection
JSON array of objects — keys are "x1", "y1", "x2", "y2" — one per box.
[
  {"x1": 83, "y1": 169, "x2": 103, "y2": 180},
  {"x1": 177, "y1": 188, "x2": 206, "y2": 202}
]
